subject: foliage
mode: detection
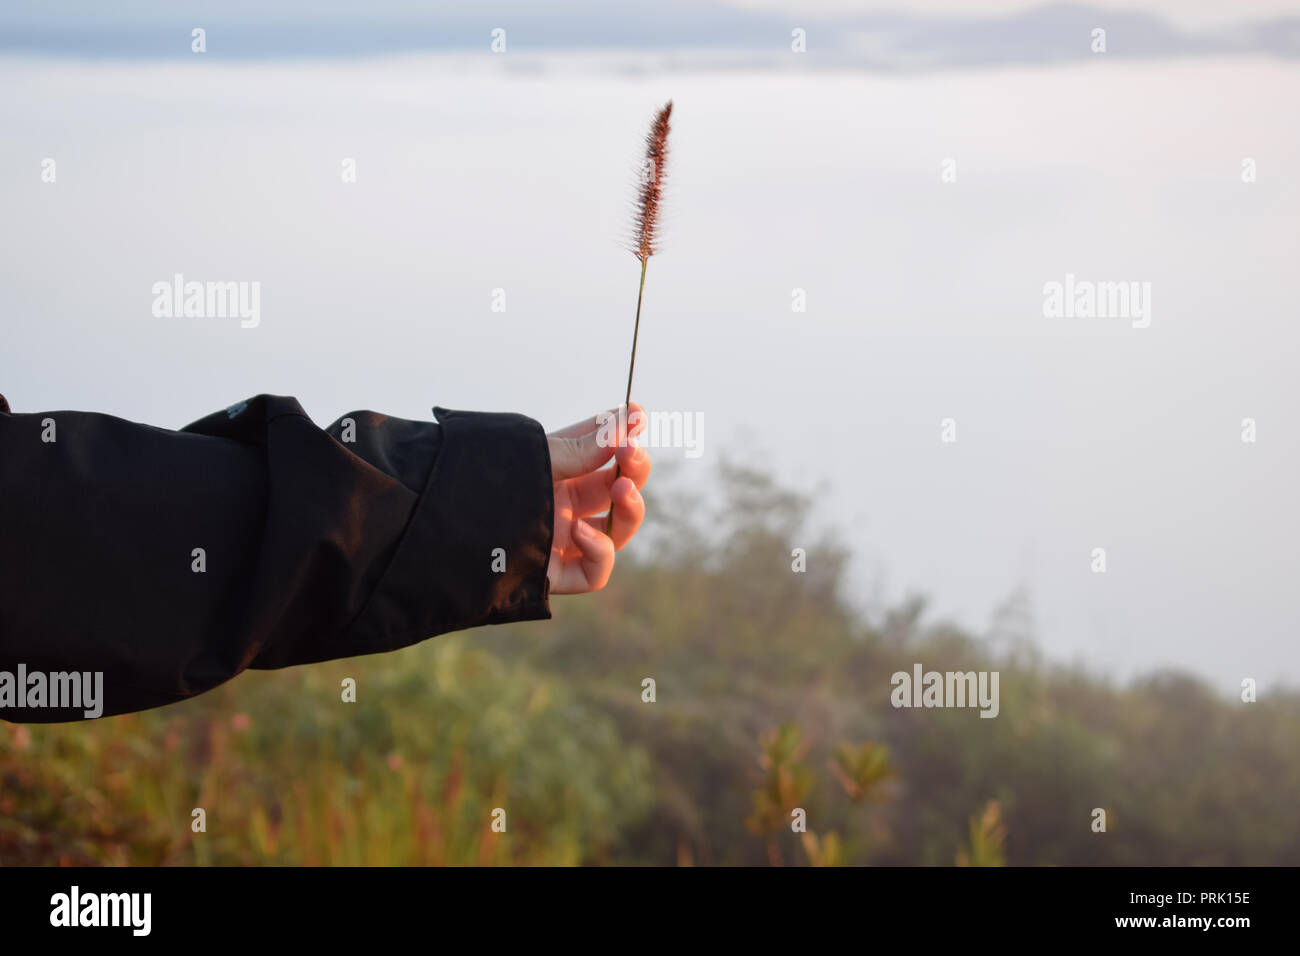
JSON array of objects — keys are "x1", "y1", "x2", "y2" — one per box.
[
  {"x1": 3, "y1": 460, "x2": 1298, "y2": 865},
  {"x1": 957, "y1": 801, "x2": 1006, "y2": 867}
]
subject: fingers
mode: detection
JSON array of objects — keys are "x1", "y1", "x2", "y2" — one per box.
[
  {"x1": 605, "y1": 476, "x2": 645, "y2": 551},
  {"x1": 547, "y1": 404, "x2": 646, "y2": 480},
  {"x1": 563, "y1": 441, "x2": 652, "y2": 517},
  {"x1": 546, "y1": 402, "x2": 652, "y2": 593},
  {"x1": 614, "y1": 438, "x2": 652, "y2": 489},
  {"x1": 549, "y1": 517, "x2": 615, "y2": 594}
]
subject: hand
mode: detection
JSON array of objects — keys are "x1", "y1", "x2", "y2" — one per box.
[{"x1": 545, "y1": 403, "x2": 651, "y2": 594}]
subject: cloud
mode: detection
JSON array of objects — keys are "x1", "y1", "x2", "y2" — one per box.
[
  {"x1": 727, "y1": 0, "x2": 1300, "y2": 30},
  {"x1": 1, "y1": 0, "x2": 1296, "y2": 65}
]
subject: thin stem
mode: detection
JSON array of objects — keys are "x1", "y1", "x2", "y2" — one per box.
[{"x1": 606, "y1": 257, "x2": 648, "y2": 535}]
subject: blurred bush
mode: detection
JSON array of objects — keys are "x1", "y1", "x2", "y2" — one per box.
[{"x1": 3, "y1": 460, "x2": 1297, "y2": 865}]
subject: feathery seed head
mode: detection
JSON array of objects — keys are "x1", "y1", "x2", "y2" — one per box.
[{"x1": 631, "y1": 101, "x2": 672, "y2": 262}]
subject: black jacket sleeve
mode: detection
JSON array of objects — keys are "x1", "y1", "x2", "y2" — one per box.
[{"x1": 0, "y1": 394, "x2": 554, "y2": 722}]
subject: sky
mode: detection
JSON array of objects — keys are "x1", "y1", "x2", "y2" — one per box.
[
  {"x1": 2, "y1": 1, "x2": 1299, "y2": 62},
  {"x1": 1, "y1": 2, "x2": 1297, "y2": 691}
]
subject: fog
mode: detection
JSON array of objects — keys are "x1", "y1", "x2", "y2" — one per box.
[{"x1": 2, "y1": 50, "x2": 1296, "y2": 688}]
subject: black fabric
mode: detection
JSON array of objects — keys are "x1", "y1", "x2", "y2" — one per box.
[{"x1": 0, "y1": 395, "x2": 553, "y2": 722}]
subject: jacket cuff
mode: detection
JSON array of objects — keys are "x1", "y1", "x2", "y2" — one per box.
[{"x1": 344, "y1": 407, "x2": 553, "y2": 653}]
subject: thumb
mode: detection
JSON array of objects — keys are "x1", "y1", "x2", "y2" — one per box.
[{"x1": 548, "y1": 427, "x2": 616, "y2": 480}]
